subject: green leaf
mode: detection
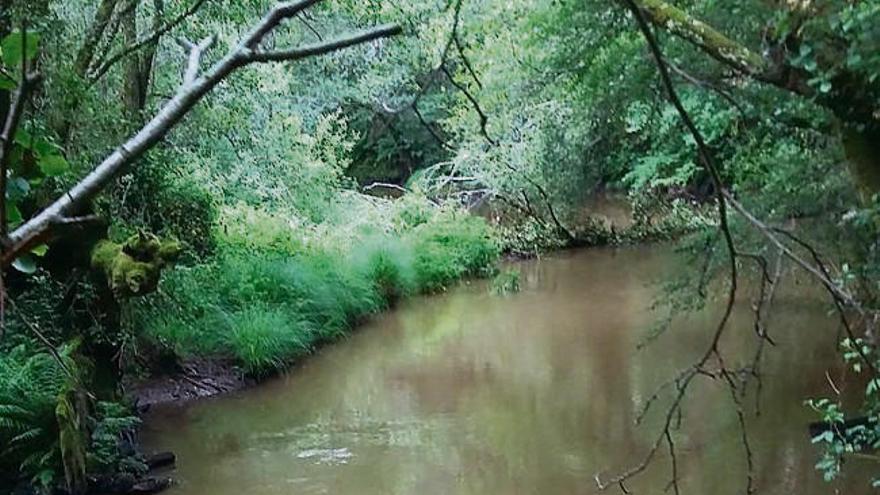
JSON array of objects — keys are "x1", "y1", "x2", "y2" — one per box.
[
  {"x1": 37, "y1": 154, "x2": 69, "y2": 176},
  {"x1": 11, "y1": 255, "x2": 37, "y2": 274},
  {"x1": 6, "y1": 203, "x2": 22, "y2": 225},
  {"x1": 31, "y1": 244, "x2": 49, "y2": 257},
  {"x1": 13, "y1": 128, "x2": 33, "y2": 148},
  {"x1": 6, "y1": 177, "x2": 29, "y2": 201},
  {"x1": 33, "y1": 138, "x2": 59, "y2": 157},
  {"x1": 819, "y1": 80, "x2": 833, "y2": 94},
  {"x1": 0, "y1": 72, "x2": 14, "y2": 90},
  {"x1": 1, "y1": 31, "x2": 40, "y2": 67}
]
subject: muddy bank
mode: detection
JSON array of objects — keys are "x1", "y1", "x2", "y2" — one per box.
[{"x1": 127, "y1": 358, "x2": 252, "y2": 409}]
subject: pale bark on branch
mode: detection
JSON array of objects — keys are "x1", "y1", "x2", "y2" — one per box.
[{"x1": 1, "y1": 0, "x2": 401, "y2": 266}]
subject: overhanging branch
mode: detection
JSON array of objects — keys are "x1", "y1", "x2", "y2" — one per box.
[{"x1": 634, "y1": 0, "x2": 768, "y2": 77}]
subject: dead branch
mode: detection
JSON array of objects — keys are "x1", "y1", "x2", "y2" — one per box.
[{"x1": 362, "y1": 182, "x2": 408, "y2": 194}]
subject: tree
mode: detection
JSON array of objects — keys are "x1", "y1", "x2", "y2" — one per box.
[{"x1": 632, "y1": 0, "x2": 880, "y2": 196}]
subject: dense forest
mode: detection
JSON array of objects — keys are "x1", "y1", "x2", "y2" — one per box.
[{"x1": 1, "y1": 0, "x2": 879, "y2": 493}]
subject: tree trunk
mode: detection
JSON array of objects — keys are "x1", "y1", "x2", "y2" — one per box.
[
  {"x1": 121, "y1": 7, "x2": 145, "y2": 121},
  {"x1": 74, "y1": 0, "x2": 119, "y2": 77}
]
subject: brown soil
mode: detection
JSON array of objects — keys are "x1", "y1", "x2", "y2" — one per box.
[{"x1": 126, "y1": 358, "x2": 252, "y2": 409}]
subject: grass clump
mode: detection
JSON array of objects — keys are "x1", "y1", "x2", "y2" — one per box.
[
  {"x1": 134, "y1": 200, "x2": 499, "y2": 376},
  {"x1": 409, "y1": 212, "x2": 500, "y2": 291},
  {"x1": 223, "y1": 307, "x2": 312, "y2": 375}
]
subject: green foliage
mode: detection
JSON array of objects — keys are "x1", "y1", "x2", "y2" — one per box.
[
  {"x1": 0, "y1": 347, "x2": 66, "y2": 487},
  {"x1": 87, "y1": 402, "x2": 145, "y2": 477},
  {"x1": 134, "y1": 203, "x2": 498, "y2": 376},
  {"x1": 808, "y1": 338, "x2": 880, "y2": 486},
  {"x1": 152, "y1": 177, "x2": 217, "y2": 259},
  {"x1": 6, "y1": 0, "x2": 880, "y2": 489},
  {"x1": 409, "y1": 212, "x2": 500, "y2": 291}
]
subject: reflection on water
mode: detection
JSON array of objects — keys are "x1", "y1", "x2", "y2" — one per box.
[{"x1": 141, "y1": 247, "x2": 868, "y2": 494}]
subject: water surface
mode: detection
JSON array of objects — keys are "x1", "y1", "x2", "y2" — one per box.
[{"x1": 142, "y1": 247, "x2": 868, "y2": 494}]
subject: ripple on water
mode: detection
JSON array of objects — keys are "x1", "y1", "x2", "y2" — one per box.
[{"x1": 295, "y1": 447, "x2": 354, "y2": 465}]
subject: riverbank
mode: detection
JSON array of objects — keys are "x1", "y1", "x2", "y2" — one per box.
[
  {"x1": 127, "y1": 194, "x2": 712, "y2": 409},
  {"x1": 125, "y1": 206, "x2": 499, "y2": 409}
]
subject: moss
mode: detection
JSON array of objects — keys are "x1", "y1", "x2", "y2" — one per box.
[
  {"x1": 90, "y1": 233, "x2": 181, "y2": 298},
  {"x1": 639, "y1": 0, "x2": 767, "y2": 73}
]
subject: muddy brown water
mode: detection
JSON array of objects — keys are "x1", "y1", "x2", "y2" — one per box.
[{"x1": 141, "y1": 247, "x2": 871, "y2": 494}]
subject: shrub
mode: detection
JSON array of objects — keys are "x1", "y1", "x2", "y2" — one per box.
[
  {"x1": 408, "y1": 212, "x2": 499, "y2": 291},
  {"x1": 153, "y1": 178, "x2": 217, "y2": 258}
]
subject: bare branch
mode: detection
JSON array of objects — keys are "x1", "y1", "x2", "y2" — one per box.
[
  {"x1": 724, "y1": 192, "x2": 867, "y2": 316},
  {"x1": 440, "y1": 64, "x2": 496, "y2": 146},
  {"x1": 177, "y1": 35, "x2": 216, "y2": 86},
  {"x1": 244, "y1": 23, "x2": 402, "y2": 63}
]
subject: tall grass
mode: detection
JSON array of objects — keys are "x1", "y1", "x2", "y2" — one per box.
[{"x1": 134, "y1": 206, "x2": 499, "y2": 376}]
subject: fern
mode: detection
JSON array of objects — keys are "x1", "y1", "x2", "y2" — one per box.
[{"x1": 0, "y1": 346, "x2": 65, "y2": 486}]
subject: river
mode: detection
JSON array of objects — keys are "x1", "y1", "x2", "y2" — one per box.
[{"x1": 141, "y1": 246, "x2": 870, "y2": 494}]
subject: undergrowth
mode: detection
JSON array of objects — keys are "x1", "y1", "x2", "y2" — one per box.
[{"x1": 132, "y1": 200, "x2": 499, "y2": 375}]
